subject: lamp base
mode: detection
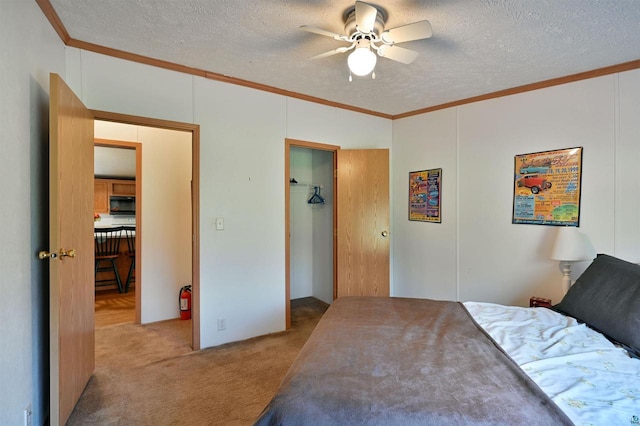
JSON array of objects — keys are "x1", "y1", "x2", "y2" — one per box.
[{"x1": 560, "y1": 260, "x2": 572, "y2": 295}]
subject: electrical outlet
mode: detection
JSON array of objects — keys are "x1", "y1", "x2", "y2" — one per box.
[
  {"x1": 217, "y1": 318, "x2": 226, "y2": 331},
  {"x1": 24, "y1": 404, "x2": 32, "y2": 426}
]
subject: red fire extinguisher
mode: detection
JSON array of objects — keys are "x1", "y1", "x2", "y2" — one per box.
[{"x1": 179, "y1": 285, "x2": 192, "y2": 320}]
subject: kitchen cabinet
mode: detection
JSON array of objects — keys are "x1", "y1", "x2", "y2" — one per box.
[
  {"x1": 94, "y1": 178, "x2": 136, "y2": 214},
  {"x1": 110, "y1": 179, "x2": 136, "y2": 196},
  {"x1": 94, "y1": 180, "x2": 109, "y2": 214}
]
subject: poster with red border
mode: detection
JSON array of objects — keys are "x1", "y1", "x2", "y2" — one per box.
[
  {"x1": 409, "y1": 169, "x2": 441, "y2": 223},
  {"x1": 512, "y1": 147, "x2": 582, "y2": 226}
]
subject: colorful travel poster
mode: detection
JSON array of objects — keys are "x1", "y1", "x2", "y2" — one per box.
[
  {"x1": 513, "y1": 147, "x2": 582, "y2": 226},
  {"x1": 409, "y1": 168, "x2": 441, "y2": 223}
]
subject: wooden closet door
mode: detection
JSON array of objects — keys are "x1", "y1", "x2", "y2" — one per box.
[{"x1": 336, "y1": 149, "x2": 390, "y2": 297}]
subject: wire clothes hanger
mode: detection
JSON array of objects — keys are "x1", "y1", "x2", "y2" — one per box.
[{"x1": 308, "y1": 186, "x2": 325, "y2": 204}]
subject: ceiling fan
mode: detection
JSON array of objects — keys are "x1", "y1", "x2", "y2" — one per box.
[{"x1": 301, "y1": 1, "x2": 432, "y2": 80}]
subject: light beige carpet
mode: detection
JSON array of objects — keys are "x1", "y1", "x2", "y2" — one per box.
[{"x1": 68, "y1": 298, "x2": 328, "y2": 425}]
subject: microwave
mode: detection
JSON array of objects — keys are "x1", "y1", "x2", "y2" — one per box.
[{"x1": 109, "y1": 196, "x2": 135, "y2": 215}]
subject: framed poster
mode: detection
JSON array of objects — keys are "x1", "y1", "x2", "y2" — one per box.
[
  {"x1": 409, "y1": 168, "x2": 441, "y2": 223},
  {"x1": 512, "y1": 147, "x2": 583, "y2": 226}
]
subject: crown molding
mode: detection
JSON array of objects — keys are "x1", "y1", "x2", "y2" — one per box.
[
  {"x1": 393, "y1": 59, "x2": 640, "y2": 119},
  {"x1": 36, "y1": 0, "x2": 640, "y2": 121},
  {"x1": 36, "y1": 0, "x2": 70, "y2": 43}
]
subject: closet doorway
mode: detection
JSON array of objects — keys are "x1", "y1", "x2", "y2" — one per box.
[
  {"x1": 285, "y1": 139, "x2": 340, "y2": 329},
  {"x1": 285, "y1": 140, "x2": 391, "y2": 328}
]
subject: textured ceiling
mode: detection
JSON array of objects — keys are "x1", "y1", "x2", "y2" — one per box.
[{"x1": 48, "y1": 0, "x2": 640, "y2": 116}]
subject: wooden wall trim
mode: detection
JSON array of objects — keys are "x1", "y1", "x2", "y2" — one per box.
[
  {"x1": 68, "y1": 38, "x2": 207, "y2": 78},
  {"x1": 35, "y1": 0, "x2": 390, "y2": 119},
  {"x1": 94, "y1": 138, "x2": 139, "y2": 148},
  {"x1": 190, "y1": 126, "x2": 201, "y2": 351},
  {"x1": 66, "y1": 40, "x2": 391, "y2": 119},
  {"x1": 393, "y1": 59, "x2": 640, "y2": 119},
  {"x1": 203, "y1": 71, "x2": 392, "y2": 119},
  {"x1": 91, "y1": 110, "x2": 199, "y2": 132},
  {"x1": 37, "y1": 0, "x2": 640, "y2": 121},
  {"x1": 284, "y1": 140, "x2": 291, "y2": 330},
  {"x1": 36, "y1": 0, "x2": 70, "y2": 43},
  {"x1": 285, "y1": 138, "x2": 341, "y2": 152}
]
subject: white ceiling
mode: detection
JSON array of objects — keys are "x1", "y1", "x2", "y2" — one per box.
[{"x1": 48, "y1": 0, "x2": 640, "y2": 116}]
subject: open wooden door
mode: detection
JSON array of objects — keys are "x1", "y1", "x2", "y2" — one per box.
[
  {"x1": 44, "y1": 73, "x2": 95, "y2": 425},
  {"x1": 336, "y1": 149, "x2": 390, "y2": 297}
]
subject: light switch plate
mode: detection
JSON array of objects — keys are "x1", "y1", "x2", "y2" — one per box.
[{"x1": 215, "y1": 218, "x2": 224, "y2": 230}]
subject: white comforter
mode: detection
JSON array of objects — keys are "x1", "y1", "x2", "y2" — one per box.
[{"x1": 464, "y1": 302, "x2": 640, "y2": 426}]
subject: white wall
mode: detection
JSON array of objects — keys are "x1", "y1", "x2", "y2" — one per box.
[
  {"x1": 311, "y1": 150, "x2": 334, "y2": 304},
  {"x1": 392, "y1": 71, "x2": 640, "y2": 307},
  {"x1": 194, "y1": 77, "x2": 289, "y2": 346},
  {"x1": 290, "y1": 148, "x2": 314, "y2": 299},
  {"x1": 94, "y1": 121, "x2": 193, "y2": 323},
  {"x1": 62, "y1": 50, "x2": 392, "y2": 349},
  {"x1": 0, "y1": 2, "x2": 66, "y2": 424},
  {"x1": 392, "y1": 109, "x2": 459, "y2": 301},
  {"x1": 616, "y1": 70, "x2": 640, "y2": 262}
]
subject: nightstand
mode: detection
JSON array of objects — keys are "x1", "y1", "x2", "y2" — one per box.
[{"x1": 530, "y1": 297, "x2": 552, "y2": 308}]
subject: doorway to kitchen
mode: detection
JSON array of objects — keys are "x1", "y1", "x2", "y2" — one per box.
[
  {"x1": 92, "y1": 111, "x2": 201, "y2": 350},
  {"x1": 93, "y1": 139, "x2": 140, "y2": 328}
]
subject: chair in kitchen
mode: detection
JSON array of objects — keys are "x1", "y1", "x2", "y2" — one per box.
[
  {"x1": 94, "y1": 226, "x2": 124, "y2": 293},
  {"x1": 122, "y1": 226, "x2": 136, "y2": 293}
]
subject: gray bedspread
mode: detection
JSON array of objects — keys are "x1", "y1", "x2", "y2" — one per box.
[{"x1": 255, "y1": 296, "x2": 573, "y2": 425}]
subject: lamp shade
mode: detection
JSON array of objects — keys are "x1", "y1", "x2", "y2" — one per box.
[
  {"x1": 348, "y1": 40, "x2": 377, "y2": 76},
  {"x1": 550, "y1": 226, "x2": 596, "y2": 261}
]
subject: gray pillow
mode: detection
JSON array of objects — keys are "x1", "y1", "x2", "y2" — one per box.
[{"x1": 553, "y1": 254, "x2": 640, "y2": 357}]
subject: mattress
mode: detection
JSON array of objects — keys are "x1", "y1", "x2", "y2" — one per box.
[
  {"x1": 256, "y1": 297, "x2": 573, "y2": 425},
  {"x1": 465, "y1": 302, "x2": 640, "y2": 425}
]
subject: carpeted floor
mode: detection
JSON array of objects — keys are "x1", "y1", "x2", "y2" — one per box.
[{"x1": 67, "y1": 297, "x2": 328, "y2": 425}]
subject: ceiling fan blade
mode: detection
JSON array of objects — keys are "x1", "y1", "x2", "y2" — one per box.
[
  {"x1": 355, "y1": 1, "x2": 377, "y2": 33},
  {"x1": 300, "y1": 25, "x2": 346, "y2": 41},
  {"x1": 377, "y1": 45, "x2": 419, "y2": 64},
  {"x1": 309, "y1": 46, "x2": 351, "y2": 60},
  {"x1": 381, "y1": 20, "x2": 433, "y2": 44}
]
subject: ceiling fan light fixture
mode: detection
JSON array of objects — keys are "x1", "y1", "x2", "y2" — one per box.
[
  {"x1": 302, "y1": 1, "x2": 433, "y2": 79},
  {"x1": 347, "y1": 41, "x2": 377, "y2": 76}
]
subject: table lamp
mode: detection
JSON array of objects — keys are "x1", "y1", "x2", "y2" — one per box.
[{"x1": 550, "y1": 226, "x2": 596, "y2": 295}]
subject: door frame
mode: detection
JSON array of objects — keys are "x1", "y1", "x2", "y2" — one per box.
[
  {"x1": 93, "y1": 110, "x2": 201, "y2": 350},
  {"x1": 94, "y1": 138, "x2": 142, "y2": 322},
  {"x1": 284, "y1": 138, "x2": 340, "y2": 329}
]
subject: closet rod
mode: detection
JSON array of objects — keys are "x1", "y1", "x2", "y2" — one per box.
[{"x1": 289, "y1": 183, "x2": 324, "y2": 189}]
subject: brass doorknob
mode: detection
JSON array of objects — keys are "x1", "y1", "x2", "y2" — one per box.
[
  {"x1": 59, "y1": 248, "x2": 76, "y2": 259},
  {"x1": 381, "y1": 230, "x2": 389, "y2": 237},
  {"x1": 38, "y1": 248, "x2": 76, "y2": 260},
  {"x1": 38, "y1": 250, "x2": 57, "y2": 260}
]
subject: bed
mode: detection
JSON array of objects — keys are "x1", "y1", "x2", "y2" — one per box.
[{"x1": 256, "y1": 254, "x2": 640, "y2": 425}]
